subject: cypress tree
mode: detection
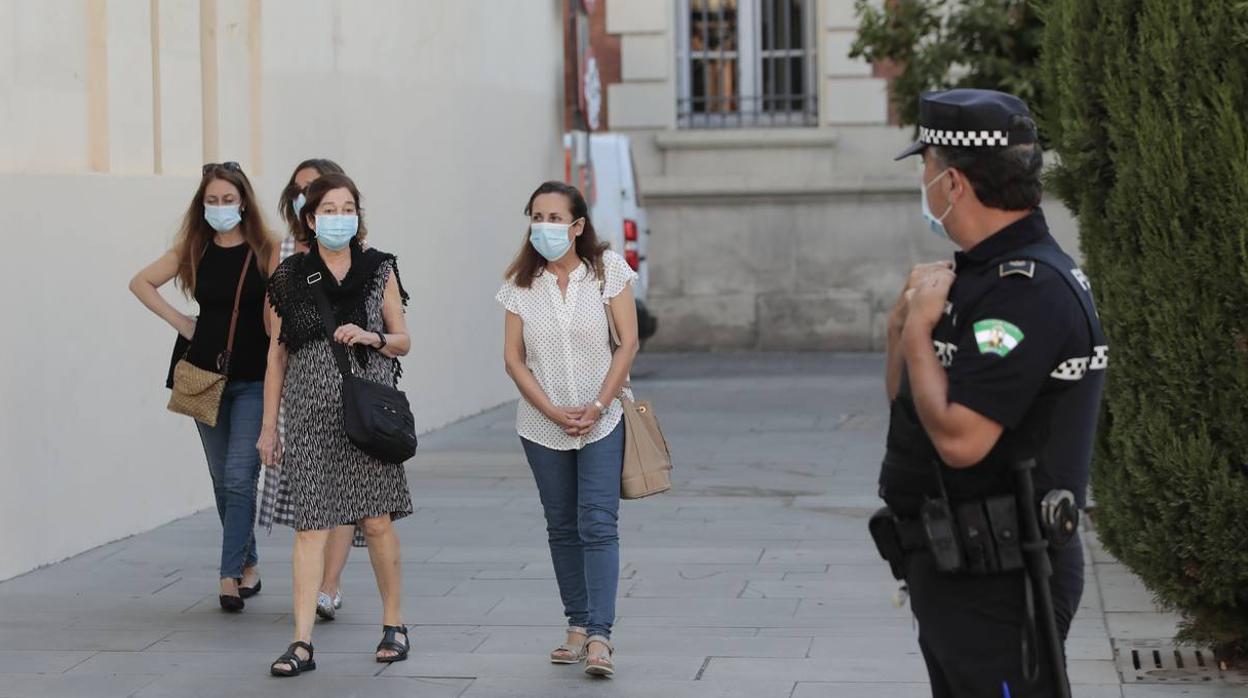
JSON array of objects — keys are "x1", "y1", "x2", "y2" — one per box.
[{"x1": 1042, "y1": 0, "x2": 1248, "y2": 661}]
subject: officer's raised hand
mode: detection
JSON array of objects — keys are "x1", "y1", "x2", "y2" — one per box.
[
  {"x1": 889, "y1": 261, "x2": 954, "y2": 333},
  {"x1": 903, "y1": 267, "x2": 956, "y2": 331}
]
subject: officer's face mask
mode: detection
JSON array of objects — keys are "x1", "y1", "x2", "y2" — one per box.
[{"x1": 921, "y1": 169, "x2": 955, "y2": 240}]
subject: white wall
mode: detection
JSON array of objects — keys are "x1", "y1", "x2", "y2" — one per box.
[{"x1": 0, "y1": 0, "x2": 564, "y2": 581}]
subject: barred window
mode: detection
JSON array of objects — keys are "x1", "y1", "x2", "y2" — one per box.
[{"x1": 676, "y1": 0, "x2": 818, "y2": 128}]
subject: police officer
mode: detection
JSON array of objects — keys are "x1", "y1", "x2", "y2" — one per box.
[{"x1": 874, "y1": 89, "x2": 1108, "y2": 697}]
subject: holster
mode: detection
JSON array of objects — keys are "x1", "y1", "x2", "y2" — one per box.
[{"x1": 869, "y1": 508, "x2": 907, "y2": 580}]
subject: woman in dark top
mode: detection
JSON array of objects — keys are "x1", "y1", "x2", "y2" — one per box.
[{"x1": 130, "y1": 162, "x2": 275, "y2": 612}]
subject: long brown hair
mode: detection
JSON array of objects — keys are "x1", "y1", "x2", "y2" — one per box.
[
  {"x1": 505, "y1": 181, "x2": 607, "y2": 288},
  {"x1": 300, "y1": 173, "x2": 369, "y2": 244},
  {"x1": 173, "y1": 163, "x2": 274, "y2": 296},
  {"x1": 277, "y1": 158, "x2": 345, "y2": 241}
]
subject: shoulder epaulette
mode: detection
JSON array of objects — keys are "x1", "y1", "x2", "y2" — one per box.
[{"x1": 999, "y1": 260, "x2": 1036, "y2": 279}]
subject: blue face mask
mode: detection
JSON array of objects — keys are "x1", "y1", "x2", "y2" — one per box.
[
  {"x1": 204, "y1": 204, "x2": 242, "y2": 233},
  {"x1": 921, "y1": 169, "x2": 954, "y2": 240},
  {"x1": 292, "y1": 193, "x2": 306, "y2": 219},
  {"x1": 529, "y1": 221, "x2": 577, "y2": 261},
  {"x1": 315, "y1": 214, "x2": 358, "y2": 251}
]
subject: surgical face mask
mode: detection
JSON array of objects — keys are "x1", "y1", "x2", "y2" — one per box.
[
  {"x1": 292, "y1": 192, "x2": 306, "y2": 219},
  {"x1": 529, "y1": 221, "x2": 577, "y2": 261},
  {"x1": 315, "y1": 214, "x2": 358, "y2": 251},
  {"x1": 204, "y1": 204, "x2": 242, "y2": 233},
  {"x1": 921, "y1": 169, "x2": 954, "y2": 240}
]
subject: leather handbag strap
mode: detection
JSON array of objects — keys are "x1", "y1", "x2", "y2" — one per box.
[
  {"x1": 307, "y1": 269, "x2": 355, "y2": 379},
  {"x1": 599, "y1": 277, "x2": 630, "y2": 395},
  {"x1": 218, "y1": 247, "x2": 254, "y2": 372}
]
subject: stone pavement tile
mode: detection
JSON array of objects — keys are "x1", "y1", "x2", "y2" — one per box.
[
  {"x1": 66, "y1": 609, "x2": 287, "y2": 631},
  {"x1": 131, "y1": 675, "x2": 470, "y2": 698},
  {"x1": 614, "y1": 596, "x2": 799, "y2": 620},
  {"x1": 0, "y1": 650, "x2": 95, "y2": 674},
  {"x1": 1105, "y1": 612, "x2": 1183, "y2": 640},
  {"x1": 742, "y1": 579, "x2": 902, "y2": 600},
  {"x1": 0, "y1": 628, "x2": 170, "y2": 652},
  {"x1": 622, "y1": 576, "x2": 750, "y2": 599},
  {"x1": 426, "y1": 547, "x2": 566, "y2": 564},
  {"x1": 1123, "y1": 685, "x2": 1246, "y2": 697},
  {"x1": 445, "y1": 579, "x2": 563, "y2": 598},
  {"x1": 473, "y1": 629, "x2": 810, "y2": 658},
  {"x1": 0, "y1": 674, "x2": 157, "y2": 698},
  {"x1": 700, "y1": 655, "x2": 931, "y2": 683},
  {"x1": 757, "y1": 617, "x2": 918, "y2": 638},
  {"x1": 761, "y1": 547, "x2": 885, "y2": 565},
  {"x1": 66, "y1": 651, "x2": 388, "y2": 677},
  {"x1": 1066, "y1": 634, "x2": 1116, "y2": 662},
  {"x1": 791, "y1": 683, "x2": 931, "y2": 698},
  {"x1": 148, "y1": 626, "x2": 487, "y2": 654},
  {"x1": 794, "y1": 598, "x2": 919, "y2": 620},
  {"x1": 1070, "y1": 659, "x2": 1126, "y2": 685},
  {"x1": 1096, "y1": 565, "x2": 1165, "y2": 613},
  {"x1": 620, "y1": 547, "x2": 770, "y2": 564},
  {"x1": 458, "y1": 678, "x2": 796, "y2": 698},
  {"x1": 382, "y1": 652, "x2": 701, "y2": 680}
]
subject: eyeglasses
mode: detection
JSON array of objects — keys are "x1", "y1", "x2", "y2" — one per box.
[{"x1": 202, "y1": 161, "x2": 241, "y2": 175}]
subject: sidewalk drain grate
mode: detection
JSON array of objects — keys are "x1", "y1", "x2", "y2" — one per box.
[{"x1": 1113, "y1": 639, "x2": 1220, "y2": 683}]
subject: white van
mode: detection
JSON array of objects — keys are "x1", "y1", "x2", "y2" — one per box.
[{"x1": 588, "y1": 133, "x2": 658, "y2": 343}]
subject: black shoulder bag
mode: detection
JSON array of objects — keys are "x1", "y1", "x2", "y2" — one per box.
[{"x1": 307, "y1": 271, "x2": 418, "y2": 464}]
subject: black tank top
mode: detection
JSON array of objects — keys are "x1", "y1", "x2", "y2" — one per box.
[{"x1": 185, "y1": 242, "x2": 268, "y2": 382}]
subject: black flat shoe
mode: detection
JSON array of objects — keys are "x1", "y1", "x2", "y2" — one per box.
[
  {"x1": 219, "y1": 594, "x2": 244, "y2": 613},
  {"x1": 271, "y1": 641, "x2": 316, "y2": 677},
  {"x1": 239, "y1": 578, "x2": 262, "y2": 599},
  {"x1": 375, "y1": 624, "x2": 409, "y2": 663}
]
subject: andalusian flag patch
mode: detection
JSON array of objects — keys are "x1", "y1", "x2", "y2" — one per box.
[{"x1": 973, "y1": 319, "x2": 1024, "y2": 356}]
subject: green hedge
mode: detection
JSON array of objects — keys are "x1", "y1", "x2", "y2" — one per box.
[{"x1": 1042, "y1": 0, "x2": 1248, "y2": 660}]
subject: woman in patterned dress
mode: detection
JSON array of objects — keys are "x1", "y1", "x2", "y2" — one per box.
[
  {"x1": 258, "y1": 173, "x2": 413, "y2": 676},
  {"x1": 496, "y1": 181, "x2": 641, "y2": 677},
  {"x1": 266, "y1": 158, "x2": 363, "y2": 621}
]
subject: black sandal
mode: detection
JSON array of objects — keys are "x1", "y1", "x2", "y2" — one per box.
[
  {"x1": 270, "y1": 641, "x2": 316, "y2": 677},
  {"x1": 375, "y1": 625, "x2": 409, "y2": 663}
]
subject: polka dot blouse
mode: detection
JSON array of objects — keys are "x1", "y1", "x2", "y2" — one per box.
[{"x1": 496, "y1": 250, "x2": 638, "y2": 451}]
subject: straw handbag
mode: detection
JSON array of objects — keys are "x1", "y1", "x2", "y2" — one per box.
[
  {"x1": 603, "y1": 290, "x2": 672, "y2": 499},
  {"x1": 167, "y1": 248, "x2": 253, "y2": 427}
]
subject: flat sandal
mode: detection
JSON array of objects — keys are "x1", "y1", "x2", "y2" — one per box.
[
  {"x1": 584, "y1": 635, "x2": 614, "y2": 677},
  {"x1": 550, "y1": 626, "x2": 588, "y2": 664},
  {"x1": 376, "y1": 624, "x2": 410, "y2": 663},
  {"x1": 270, "y1": 641, "x2": 315, "y2": 677}
]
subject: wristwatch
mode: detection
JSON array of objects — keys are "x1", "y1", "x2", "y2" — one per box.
[
  {"x1": 376, "y1": 332, "x2": 387, "y2": 349},
  {"x1": 593, "y1": 399, "x2": 607, "y2": 412}
]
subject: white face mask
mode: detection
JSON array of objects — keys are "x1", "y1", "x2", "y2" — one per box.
[
  {"x1": 921, "y1": 169, "x2": 954, "y2": 239},
  {"x1": 529, "y1": 221, "x2": 576, "y2": 261},
  {"x1": 204, "y1": 204, "x2": 242, "y2": 233}
]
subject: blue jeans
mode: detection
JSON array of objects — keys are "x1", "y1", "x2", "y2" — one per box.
[
  {"x1": 195, "y1": 380, "x2": 263, "y2": 579},
  {"x1": 521, "y1": 422, "x2": 624, "y2": 639}
]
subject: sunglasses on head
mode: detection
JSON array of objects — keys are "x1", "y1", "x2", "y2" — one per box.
[{"x1": 202, "y1": 161, "x2": 241, "y2": 175}]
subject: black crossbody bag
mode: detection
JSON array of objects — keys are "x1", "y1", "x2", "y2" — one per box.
[{"x1": 307, "y1": 271, "x2": 418, "y2": 464}]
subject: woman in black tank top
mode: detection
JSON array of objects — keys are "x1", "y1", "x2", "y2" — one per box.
[{"x1": 129, "y1": 162, "x2": 275, "y2": 612}]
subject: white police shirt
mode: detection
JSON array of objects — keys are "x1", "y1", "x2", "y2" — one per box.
[{"x1": 496, "y1": 250, "x2": 637, "y2": 451}]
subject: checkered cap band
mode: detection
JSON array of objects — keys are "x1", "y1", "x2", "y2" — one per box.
[{"x1": 920, "y1": 126, "x2": 1010, "y2": 148}]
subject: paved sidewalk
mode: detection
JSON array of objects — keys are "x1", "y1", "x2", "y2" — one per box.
[{"x1": 0, "y1": 353, "x2": 1234, "y2": 696}]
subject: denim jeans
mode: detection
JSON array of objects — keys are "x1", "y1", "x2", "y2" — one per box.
[
  {"x1": 195, "y1": 380, "x2": 263, "y2": 579},
  {"x1": 521, "y1": 421, "x2": 624, "y2": 639}
]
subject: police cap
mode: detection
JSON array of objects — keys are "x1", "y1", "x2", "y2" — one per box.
[{"x1": 895, "y1": 89, "x2": 1038, "y2": 160}]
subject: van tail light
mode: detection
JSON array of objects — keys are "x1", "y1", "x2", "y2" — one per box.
[{"x1": 623, "y1": 219, "x2": 640, "y2": 270}]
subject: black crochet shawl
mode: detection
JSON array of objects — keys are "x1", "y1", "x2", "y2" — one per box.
[{"x1": 268, "y1": 241, "x2": 409, "y2": 367}]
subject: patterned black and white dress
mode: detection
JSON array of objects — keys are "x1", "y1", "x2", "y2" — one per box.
[{"x1": 267, "y1": 249, "x2": 412, "y2": 532}]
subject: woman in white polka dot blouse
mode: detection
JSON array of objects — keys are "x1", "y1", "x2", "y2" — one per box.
[{"x1": 496, "y1": 181, "x2": 641, "y2": 677}]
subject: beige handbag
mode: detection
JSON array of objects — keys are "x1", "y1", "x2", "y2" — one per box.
[
  {"x1": 167, "y1": 248, "x2": 253, "y2": 427},
  {"x1": 603, "y1": 289, "x2": 672, "y2": 499}
]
